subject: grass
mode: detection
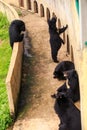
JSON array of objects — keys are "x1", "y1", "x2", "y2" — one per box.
[{"x1": 0, "y1": 12, "x2": 12, "y2": 130}]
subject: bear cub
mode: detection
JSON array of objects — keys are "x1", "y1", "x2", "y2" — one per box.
[
  {"x1": 47, "y1": 17, "x2": 68, "y2": 63},
  {"x1": 52, "y1": 92, "x2": 81, "y2": 130},
  {"x1": 9, "y1": 20, "x2": 25, "y2": 49},
  {"x1": 53, "y1": 61, "x2": 75, "y2": 80}
]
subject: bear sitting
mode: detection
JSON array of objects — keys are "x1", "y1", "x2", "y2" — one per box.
[
  {"x1": 51, "y1": 92, "x2": 81, "y2": 130},
  {"x1": 53, "y1": 61, "x2": 75, "y2": 80},
  {"x1": 65, "y1": 69, "x2": 80, "y2": 102},
  {"x1": 53, "y1": 70, "x2": 80, "y2": 102},
  {"x1": 9, "y1": 20, "x2": 25, "y2": 49},
  {"x1": 47, "y1": 17, "x2": 68, "y2": 63}
]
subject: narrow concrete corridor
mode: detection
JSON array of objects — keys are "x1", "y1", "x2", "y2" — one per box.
[{"x1": 12, "y1": 10, "x2": 70, "y2": 130}]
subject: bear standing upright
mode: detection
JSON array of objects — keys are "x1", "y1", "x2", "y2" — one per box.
[
  {"x1": 47, "y1": 17, "x2": 68, "y2": 63},
  {"x1": 9, "y1": 20, "x2": 25, "y2": 49}
]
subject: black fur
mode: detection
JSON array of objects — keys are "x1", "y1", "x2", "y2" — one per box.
[
  {"x1": 55, "y1": 70, "x2": 80, "y2": 102},
  {"x1": 47, "y1": 17, "x2": 68, "y2": 63},
  {"x1": 57, "y1": 82, "x2": 67, "y2": 93},
  {"x1": 53, "y1": 61, "x2": 75, "y2": 80},
  {"x1": 9, "y1": 20, "x2": 25, "y2": 49},
  {"x1": 66, "y1": 70, "x2": 80, "y2": 102},
  {"x1": 52, "y1": 92, "x2": 81, "y2": 130}
]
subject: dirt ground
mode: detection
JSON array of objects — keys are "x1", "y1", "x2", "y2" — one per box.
[{"x1": 9, "y1": 10, "x2": 71, "y2": 130}]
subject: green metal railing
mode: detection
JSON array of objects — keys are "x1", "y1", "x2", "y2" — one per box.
[{"x1": 76, "y1": 0, "x2": 79, "y2": 15}]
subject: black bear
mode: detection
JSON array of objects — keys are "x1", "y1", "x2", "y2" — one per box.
[
  {"x1": 9, "y1": 19, "x2": 25, "y2": 49},
  {"x1": 65, "y1": 69, "x2": 80, "y2": 102},
  {"x1": 53, "y1": 61, "x2": 75, "y2": 80},
  {"x1": 57, "y1": 82, "x2": 67, "y2": 93},
  {"x1": 52, "y1": 92, "x2": 81, "y2": 130},
  {"x1": 47, "y1": 17, "x2": 68, "y2": 63},
  {"x1": 53, "y1": 70, "x2": 80, "y2": 102}
]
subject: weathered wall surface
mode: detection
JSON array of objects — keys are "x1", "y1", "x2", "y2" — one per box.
[
  {"x1": 3, "y1": 0, "x2": 19, "y2": 6},
  {"x1": 6, "y1": 42, "x2": 23, "y2": 118},
  {"x1": 0, "y1": 0, "x2": 19, "y2": 22},
  {"x1": 0, "y1": 0, "x2": 23, "y2": 118}
]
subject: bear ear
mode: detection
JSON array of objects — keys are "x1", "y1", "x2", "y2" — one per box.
[
  {"x1": 53, "y1": 16, "x2": 57, "y2": 23},
  {"x1": 51, "y1": 94, "x2": 56, "y2": 98}
]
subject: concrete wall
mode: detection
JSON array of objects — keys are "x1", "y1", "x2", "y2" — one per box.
[
  {"x1": 79, "y1": 1, "x2": 87, "y2": 130},
  {"x1": 0, "y1": 0, "x2": 23, "y2": 118},
  {"x1": 6, "y1": 42, "x2": 23, "y2": 118},
  {"x1": 0, "y1": 0, "x2": 19, "y2": 22},
  {"x1": 3, "y1": 0, "x2": 19, "y2": 7}
]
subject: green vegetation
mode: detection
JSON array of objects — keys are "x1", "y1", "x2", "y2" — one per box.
[
  {"x1": 0, "y1": 12, "x2": 12, "y2": 130},
  {"x1": 15, "y1": 8, "x2": 22, "y2": 16},
  {"x1": 17, "y1": 9, "x2": 22, "y2": 16}
]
